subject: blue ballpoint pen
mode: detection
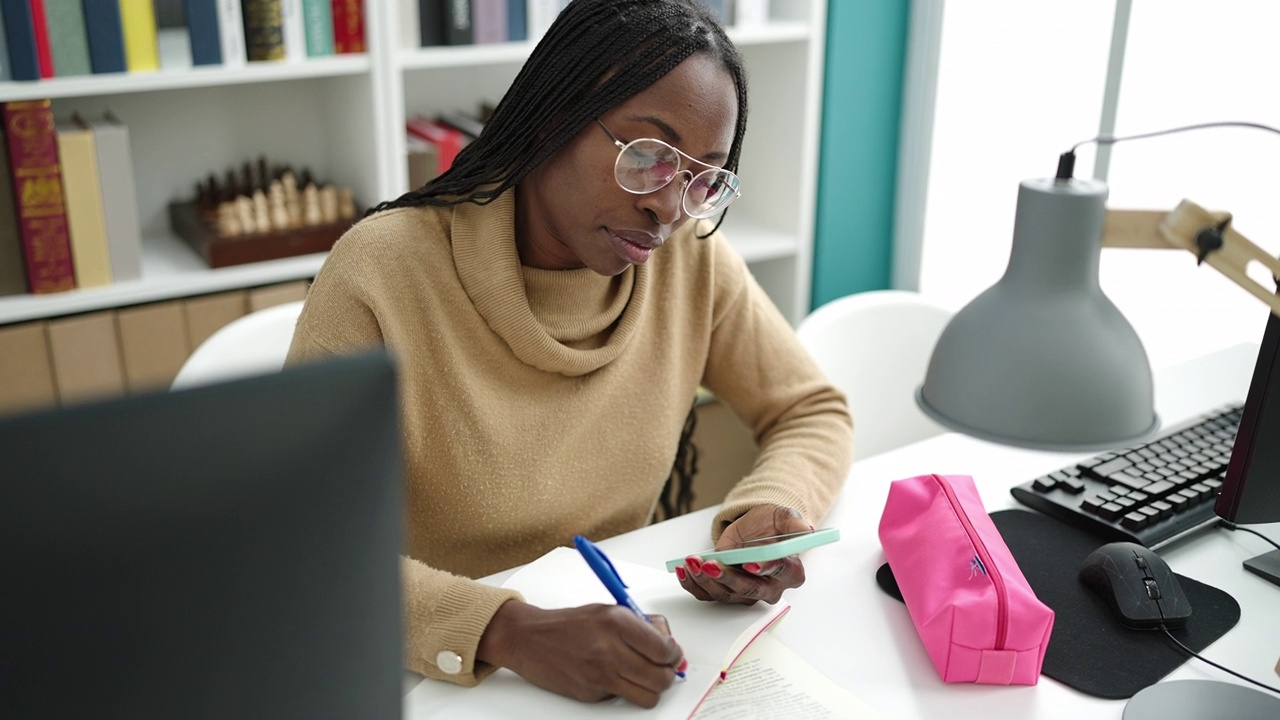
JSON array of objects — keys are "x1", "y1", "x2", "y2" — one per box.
[{"x1": 573, "y1": 534, "x2": 686, "y2": 678}]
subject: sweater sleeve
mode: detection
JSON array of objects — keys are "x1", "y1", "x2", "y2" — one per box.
[
  {"x1": 285, "y1": 228, "x2": 526, "y2": 686},
  {"x1": 699, "y1": 234, "x2": 854, "y2": 539}
]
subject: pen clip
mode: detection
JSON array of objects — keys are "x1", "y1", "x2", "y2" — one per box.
[{"x1": 574, "y1": 534, "x2": 628, "y2": 590}]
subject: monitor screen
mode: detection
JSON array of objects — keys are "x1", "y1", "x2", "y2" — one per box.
[
  {"x1": 0, "y1": 351, "x2": 403, "y2": 719},
  {"x1": 1217, "y1": 307, "x2": 1280, "y2": 584}
]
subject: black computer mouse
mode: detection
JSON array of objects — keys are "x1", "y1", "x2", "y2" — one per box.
[{"x1": 1078, "y1": 541, "x2": 1193, "y2": 629}]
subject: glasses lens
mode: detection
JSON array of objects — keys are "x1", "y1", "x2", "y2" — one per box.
[
  {"x1": 684, "y1": 169, "x2": 740, "y2": 218},
  {"x1": 615, "y1": 140, "x2": 681, "y2": 193}
]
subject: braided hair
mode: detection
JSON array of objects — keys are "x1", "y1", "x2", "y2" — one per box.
[{"x1": 368, "y1": 0, "x2": 749, "y2": 240}]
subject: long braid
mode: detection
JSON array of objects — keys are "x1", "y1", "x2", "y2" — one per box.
[
  {"x1": 367, "y1": 0, "x2": 749, "y2": 240},
  {"x1": 655, "y1": 402, "x2": 699, "y2": 522}
]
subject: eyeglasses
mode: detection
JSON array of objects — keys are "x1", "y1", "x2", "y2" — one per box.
[{"x1": 596, "y1": 120, "x2": 741, "y2": 219}]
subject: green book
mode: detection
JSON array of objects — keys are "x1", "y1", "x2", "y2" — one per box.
[
  {"x1": 301, "y1": 0, "x2": 334, "y2": 57},
  {"x1": 44, "y1": 0, "x2": 93, "y2": 77}
]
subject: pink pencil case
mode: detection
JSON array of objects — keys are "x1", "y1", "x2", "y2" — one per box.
[{"x1": 878, "y1": 473, "x2": 1054, "y2": 685}]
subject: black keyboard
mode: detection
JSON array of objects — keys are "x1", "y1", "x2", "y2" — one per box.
[{"x1": 1010, "y1": 403, "x2": 1243, "y2": 548}]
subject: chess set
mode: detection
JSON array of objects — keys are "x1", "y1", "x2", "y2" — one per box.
[{"x1": 169, "y1": 156, "x2": 360, "y2": 268}]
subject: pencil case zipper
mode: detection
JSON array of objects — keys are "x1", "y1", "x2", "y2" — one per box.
[{"x1": 934, "y1": 473, "x2": 1009, "y2": 650}]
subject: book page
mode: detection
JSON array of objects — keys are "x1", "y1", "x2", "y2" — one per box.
[
  {"x1": 692, "y1": 633, "x2": 888, "y2": 720},
  {"x1": 402, "y1": 546, "x2": 789, "y2": 719}
]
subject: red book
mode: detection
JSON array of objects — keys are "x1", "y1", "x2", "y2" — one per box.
[
  {"x1": 3, "y1": 100, "x2": 75, "y2": 293},
  {"x1": 406, "y1": 116, "x2": 464, "y2": 176},
  {"x1": 29, "y1": 0, "x2": 55, "y2": 78},
  {"x1": 331, "y1": 0, "x2": 364, "y2": 53}
]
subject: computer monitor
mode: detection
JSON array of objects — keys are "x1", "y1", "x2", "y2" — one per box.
[
  {"x1": 1217, "y1": 307, "x2": 1280, "y2": 586},
  {"x1": 0, "y1": 351, "x2": 404, "y2": 719}
]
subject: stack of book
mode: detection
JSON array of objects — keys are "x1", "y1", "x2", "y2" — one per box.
[
  {"x1": 0, "y1": 0, "x2": 367, "y2": 80},
  {"x1": 405, "y1": 111, "x2": 486, "y2": 189},
  {"x1": 0, "y1": 99, "x2": 142, "y2": 296}
]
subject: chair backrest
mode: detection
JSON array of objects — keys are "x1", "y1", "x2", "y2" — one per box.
[
  {"x1": 171, "y1": 301, "x2": 305, "y2": 391},
  {"x1": 796, "y1": 290, "x2": 954, "y2": 459}
]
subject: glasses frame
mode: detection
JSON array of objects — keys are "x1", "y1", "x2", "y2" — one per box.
[{"x1": 596, "y1": 120, "x2": 741, "y2": 219}]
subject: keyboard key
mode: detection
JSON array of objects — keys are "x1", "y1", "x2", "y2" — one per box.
[
  {"x1": 1061, "y1": 478, "x2": 1086, "y2": 494},
  {"x1": 1098, "y1": 502, "x2": 1125, "y2": 521},
  {"x1": 1032, "y1": 475, "x2": 1057, "y2": 492},
  {"x1": 1092, "y1": 457, "x2": 1133, "y2": 477},
  {"x1": 1081, "y1": 496, "x2": 1107, "y2": 514},
  {"x1": 1143, "y1": 480, "x2": 1175, "y2": 497},
  {"x1": 1150, "y1": 500, "x2": 1174, "y2": 519},
  {"x1": 1121, "y1": 511, "x2": 1148, "y2": 530}
]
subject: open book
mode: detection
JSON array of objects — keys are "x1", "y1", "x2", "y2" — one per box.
[{"x1": 402, "y1": 546, "x2": 790, "y2": 719}]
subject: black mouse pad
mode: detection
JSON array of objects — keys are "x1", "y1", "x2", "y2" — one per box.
[{"x1": 874, "y1": 509, "x2": 1241, "y2": 699}]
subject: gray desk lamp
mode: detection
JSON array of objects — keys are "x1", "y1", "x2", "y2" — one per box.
[{"x1": 917, "y1": 123, "x2": 1280, "y2": 451}]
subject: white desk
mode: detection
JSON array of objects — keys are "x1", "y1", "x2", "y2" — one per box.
[{"x1": 405, "y1": 343, "x2": 1280, "y2": 718}]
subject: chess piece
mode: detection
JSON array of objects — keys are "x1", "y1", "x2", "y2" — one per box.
[
  {"x1": 303, "y1": 183, "x2": 322, "y2": 226},
  {"x1": 236, "y1": 195, "x2": 256, "y2": 233},
  {"x1": 268, "y1": 180, "x2": 290, "y2": 231},
  {"x1": 337, "y1": 187, "x2": 355, "y2": 220},
  {"x1": 319, "y1": 184, "x2": 339, "y2": 224},
  {"x1": 252, "y1": 188, "x2": 270, "y2": 232},
  {"x1": 282, "y1": 171, "x2": 303, "y2": 228},
  {"x1": 223, "y1": 170, "x2": 240, "y2": 203},
  {"x1": 216, "y1": 201, "x2": 242, "y2": 237}
]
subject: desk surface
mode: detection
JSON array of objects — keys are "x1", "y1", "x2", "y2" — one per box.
[{"x1": 405, "y1": 343, "x2": 1280, "y2": 718}]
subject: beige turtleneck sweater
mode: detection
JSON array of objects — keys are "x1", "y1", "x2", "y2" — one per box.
[{"x1": 286, "y1": 191, "x2": 853, "y2": 686}]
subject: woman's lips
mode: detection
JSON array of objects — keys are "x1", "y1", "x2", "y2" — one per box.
[{"x1": 606, "y1": 229, "x2": 660, "y2": 265}]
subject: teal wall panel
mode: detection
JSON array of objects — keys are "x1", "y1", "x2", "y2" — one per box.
[{"x1": 812, "y1": 1, "x2": 911, "y2": 309}]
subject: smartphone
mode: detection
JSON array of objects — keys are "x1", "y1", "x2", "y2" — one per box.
[{"x1": 664, "y1": 527, "x2": 841, "y2": 572}]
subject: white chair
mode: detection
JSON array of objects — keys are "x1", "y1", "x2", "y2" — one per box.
[
  {"x1": 796, "y1": 290, "x2": 955, "y2": 459},
  {"x1": 171, "y1": 300, "x2": 305, "y2": 391}
]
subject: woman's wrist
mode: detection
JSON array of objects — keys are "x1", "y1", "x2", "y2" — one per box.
[{"x1": 476, "y1": 599, "x2": 527, "y2": 668}]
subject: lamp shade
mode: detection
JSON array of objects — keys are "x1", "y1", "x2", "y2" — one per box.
[{"x1": 917, "y1": 177, "x2": 1159, "y2": 451}]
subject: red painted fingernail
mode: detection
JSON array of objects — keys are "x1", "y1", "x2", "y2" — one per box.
[
  {"x1": 675, "y1": 565, "x2": 687, "y2": 581},
  {"x1": 703, "y1": 562, "x2": 722, "y2": 579},
  {"x1": 685, "y1": 557, "x2": 702, "y2": 574},
  {"x1": 743, "y1": 562, "x2": 762, "y2": 574}
]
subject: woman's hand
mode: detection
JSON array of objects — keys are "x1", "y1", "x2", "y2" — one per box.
[
  {"x1": 675, "y1": 504, "x2": 811, "y2": 605},
  {"x1": 477, "y1": 600, "x2": 686, "y2": 708}
]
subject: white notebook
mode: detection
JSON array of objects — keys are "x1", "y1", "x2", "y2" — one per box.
[{"x1": 403, "y1": 546, "x2": 790, "y2": 719}]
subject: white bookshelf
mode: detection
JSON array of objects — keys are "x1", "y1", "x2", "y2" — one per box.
[{"x1": 0, "y1": 0, "x2": 825, "y2": 326}]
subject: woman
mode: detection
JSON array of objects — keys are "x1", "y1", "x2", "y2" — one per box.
[{"x1": 287, "y1": 0, "x2": 852, "y2": 708}]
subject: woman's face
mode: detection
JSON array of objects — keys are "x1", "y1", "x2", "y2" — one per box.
[{"x1": 515, "y1": 54, "x2": 739, "y2": 276}]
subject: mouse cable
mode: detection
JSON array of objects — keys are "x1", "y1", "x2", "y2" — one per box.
[
  {"x1": 1159, "y1": 623, "x2": 1280, "y2": 695},
  {"x1": 1217, "y1": 519, "x2": 1280, "y2": 553}
]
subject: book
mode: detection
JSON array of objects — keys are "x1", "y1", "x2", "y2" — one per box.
[
  {"x1": 506, "y1": 0, "x2": 524, "y2": 42},
  {"x1": 395, "y1": 0, "x2": 417, "y2": 48},
  {"x1": 441, "y1": 0, "x2": 470, "y2": 45},
  {"x1": 405, "y1": 132, "x2": 438, "y2": 190},
  {"x1": 330, "y1": 0, "x2": 363, "y2": 53},
  {"x1": 0, "y1": 120, "x2": 25, "y2": 295},
  {"x1": 215, "y1": 0, "x2": 245, "y2": 66},
  {"x1": 242, "y1": 0, "x2": 285, "y2": 61},
  {"x1": 471, "y1": 0, "x2": 505, "y2": 44},
  {"x1": 279, "y1": 0, "x2": 305, "y2": 62},
  {"x1": 78, "y1": 112, "x2": 142, "y2": 284},
  {"x1": 55, "y1": 119, "x2": 112, "y2": 288},
  {"x1": 0, "y1": 9, "x2": 10, "y2": 80},
  {"x1": 43, "y1": 0, "x2": 92, "y2": 77},
  {"x1": 402, "y1": 546, "x2": 792, "y2": 719},
  {"x1": 184, "y1": 0, "x2": 223, "y2": 65},
  {"x1": 1, "y1": 0, "x2": 42, "y2": 80},
  {"x1": 119, "y1": 0, "x2": 160, "y2": 71},
  {"x1": 46, "y1": 310, "x2": 126, "y2": 405},
  {"x1": 116, "y1": 300, "x2": 191, "y2": 393},
  {"x1": 29, "y1": 0, "x2": 54, "y2": 77},
  {"x1": 416, "y1": 0, "x2": 441, "y2": 47},
  {"x1": 405, "y1": 115, "x2": 464, "y2": 176},
  {"x1": 525, "y1": 0, "x2": 566, "y2": 41},
  {"x1": 3, "y1": 99, "x2": 76, "y2": 294},
  {"x1": 82, "y1": 0, "x2": 127, "y2": 73},
  {"x1": 0, "y1": 321, "x2": 58, "y2": 414},
  {"x1": 299, "y1": 0, "x2": 332, "y2": 56}
]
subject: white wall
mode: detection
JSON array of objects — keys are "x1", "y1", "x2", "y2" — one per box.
[{"x1": 903, "y1": 1, "x2": 1279, "y2": 371}]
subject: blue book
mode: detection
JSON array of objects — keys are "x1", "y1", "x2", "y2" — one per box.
[
  {"x1": 184, "y1": 0, "x2": 222, "y2": 65},
  {"x1": 506, "y1": 0, "x2": 525, "y2": 41},
  {"x1": 0, "y1": 7, "x2": 11, "y2": 80},
  {"x1": 0, "y1": 0, "x2": 41, "y2": 81},
  {"x1": 82, "y1": 0, "x2": 127, "y2": 74}
]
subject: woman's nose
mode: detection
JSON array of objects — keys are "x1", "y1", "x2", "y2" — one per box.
[{"x1": 638, "y1": 173, "x2": 688, "y2": 226}]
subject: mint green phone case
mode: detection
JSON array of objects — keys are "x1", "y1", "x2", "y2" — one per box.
[{"x1": 664, "y1": 527, "x2": 841, "y2": 572}]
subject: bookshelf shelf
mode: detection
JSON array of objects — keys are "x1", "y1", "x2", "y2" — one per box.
[
  {"x1": 0, "y1": 56, "x2": 372, "y2": 102},
  {"x1": 0, "y1": 1, "x2": 826, "y2": 329}
]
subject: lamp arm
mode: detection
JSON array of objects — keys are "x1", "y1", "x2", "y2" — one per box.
[{"x1": 1104, "y1": 202, "x2": 1280, "y2": 318}]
